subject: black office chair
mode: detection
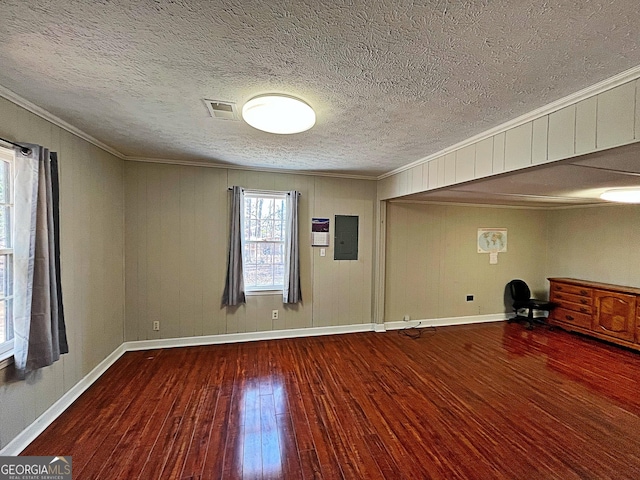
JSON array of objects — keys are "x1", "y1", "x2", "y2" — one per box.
[{"x1": 507, "y1": 279, "x2": 556, "y2": 330}]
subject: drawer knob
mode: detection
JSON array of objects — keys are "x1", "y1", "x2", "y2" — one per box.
[
  {"x1": 556, "y1": 286, "x2": 563, "y2": 291},
  {"x1": 580, "y1": 290, "x2": 588, "y2": 295},
  {"x1": 580, "y1": 307, "x2": 588, "y2": 313},
  {"x1": 566, "y1": 315, "x2": 574, "y2": 321},
  {"x1": 580, "y1": 299, "x2": 588, "y2": 304}
]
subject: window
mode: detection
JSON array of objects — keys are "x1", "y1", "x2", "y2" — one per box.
[
  {"x1": 0, "y1": 147, "x2": 14, "y2": 361},
  {"x1": 243, "y1": 191, "x2": 287, "y2": 292}
]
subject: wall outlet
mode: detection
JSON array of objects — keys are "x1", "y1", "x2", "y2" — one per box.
[
  {"x1": 152, "y1": 321, "x2": 160, "y2": 331},
  {"x1": 403, "y1": 314, "x2": 410, "y2": 321},
  {"x1": 272, "y1": 309, "x2": 279, "y2": 320},
  {"x1": 466, "y1": 295, "x2": 474, "y2": 302}
]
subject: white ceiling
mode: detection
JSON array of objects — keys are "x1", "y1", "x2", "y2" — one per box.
[{"x1": 1, "y1": 1, "x2": 640, "y2": 178}]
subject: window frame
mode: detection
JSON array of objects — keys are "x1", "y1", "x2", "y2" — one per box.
[
  {"x1": 0, "y1": 146, "x2": 14, "y2": 363},
  {"x1": 242, "y1": 190, "x2": 288, "y2": 294}
]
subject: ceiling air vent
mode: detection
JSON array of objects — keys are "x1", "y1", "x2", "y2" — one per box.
[{"x1": 204, "y1": 99, "x2": 239, "y2": 121}]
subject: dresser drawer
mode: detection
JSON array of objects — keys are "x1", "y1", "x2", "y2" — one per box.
[
  {"x1": 552, "y1": 307, "x2": 592, "y2": 329},
  {"x1": 551, "y1": 291, "x2": 593, "y2": 306},
  {"x1": 555, "y1": 300, "x2": 592, "y2": 315},
  {"x1": 551, "y1": 283, "x2": 592, "y2": 298}
]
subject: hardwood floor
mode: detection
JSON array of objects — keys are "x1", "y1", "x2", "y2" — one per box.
[{"x1": 22, "y1": 321, "x2": 640, "y2": 479}]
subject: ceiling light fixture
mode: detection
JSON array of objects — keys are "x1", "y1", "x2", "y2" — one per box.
[
  {"x1": 600, "y1": 188, "x2": 640, "y2": 203},
  {"x1": 242, "y1": 95, "x2": 316, "y2": 134}
]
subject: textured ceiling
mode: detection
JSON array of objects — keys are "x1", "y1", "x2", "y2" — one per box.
[{"x1": 1, "y1": 1, "x2": 640, "y2": 176}]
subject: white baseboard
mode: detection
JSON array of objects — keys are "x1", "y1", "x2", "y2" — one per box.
[
  {"x1": 124, "y1": 323, "x2": 375, "y2": 351},
  {"x1": 0, "y1": 343, "x2": 127, "y2": 456},
  {"x1": 1, "y1": 323, "x2": 374, "y2": 455},
  {"x1": 385, "y1": 313, "x2": 509, "y2": 331},
  {"x1": 1, "y1": 313, "x2": 520, "y2": 455}
]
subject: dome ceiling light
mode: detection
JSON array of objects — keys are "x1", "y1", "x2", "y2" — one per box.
[
  {"x1": 242, "y1": 95, "x2": 316, "y2": 134},
  {"x1": 600, "y1": 188, "x2": 640, "y2": 203}
]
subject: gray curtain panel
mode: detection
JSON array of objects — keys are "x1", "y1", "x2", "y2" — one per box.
[
  {"x1": 50, "y1": 153, "x2": 68, "y2": 355},
  {"x1": 222, "y1": 186, "x2": 246, "y2": 306},
  {"x1": 13, "y1": 145, "x2": 67, "y2": 379},
  {"x1": 284, "y1": 191, "x2": 302, "y2": 304}
]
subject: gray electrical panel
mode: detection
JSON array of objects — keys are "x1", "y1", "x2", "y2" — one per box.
[{"x1": 334, "y1": 215, "x2": 358, "y2": 260}]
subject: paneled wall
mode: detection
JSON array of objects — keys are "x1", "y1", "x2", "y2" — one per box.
[
  {"x1": 124, "y1": 162, "x2": 376, "y2": 340},
  {"x1": 0, "y1": 67, "x2": 636, "y2": 455},
  {"x1": 0, "y1": 98, "x2": 125, "y2": 449},
  {"x1": 546, "y1": 204, "x2": 640, "y2": 287},
  {"x1": 385, "y1": 202, "x2": 548, "y2": 322},
  {"x1": 379, "y1": 79, "x2": 640, "y2": 201}
]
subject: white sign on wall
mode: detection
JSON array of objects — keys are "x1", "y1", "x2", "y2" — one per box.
[
  {"x1": 477, "y1": 228, "x2": 507, "y2": 264},
  {"x1": 311, "y1": 218, "x2": 330, "y2": 246}
]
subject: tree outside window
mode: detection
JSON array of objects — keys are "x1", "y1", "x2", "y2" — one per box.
[{"x1": 243, "y1": 192, "x2": 287, "y2": 291}]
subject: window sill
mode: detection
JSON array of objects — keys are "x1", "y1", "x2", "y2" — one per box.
[
  {"x1": 246, "y1": 290, "x2": 283, "y2": 296},
  {"x1": 0, "y1": 353, "x2": 14, "y2": 370}
]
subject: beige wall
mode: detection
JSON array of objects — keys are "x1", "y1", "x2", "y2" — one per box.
[
  {"x1": 1, "y1": 91, "x2": 637, "y2": 453},
  {"x1": 385, "y1": 202, "x2": 548, "y2": 321},
  {"x1": 385, "y1": 201, "x2": 640, "y2": 324},
  {"x1": 0, "y1": 98, "x2": 125, "y2": 449},
  {"x1": 124, "y1": 162, "x2": 376, "y2": 340},
  {"x1": 546, "y1": 204, "x2": 640, "y2": 287}
]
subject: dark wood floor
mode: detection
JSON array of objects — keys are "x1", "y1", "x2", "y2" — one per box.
[{"x1": 22, "y1": 321, "x2": 640, "y2": 479}]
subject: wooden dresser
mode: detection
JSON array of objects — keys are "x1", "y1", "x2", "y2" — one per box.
[{"x1": 549, "y1": 278, "x2": 640, "y2": 351}]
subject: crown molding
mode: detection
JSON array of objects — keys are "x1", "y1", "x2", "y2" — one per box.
[
  {"x1": 124, "y1": 156, "x2": 378, "y2": 181},
  {"x1": 0, "y1": 84, "x2": 125, "y2": 160},
  {"x1": 544, "y1": 201, "x2": 625, "y2": 211},
  {"x1": 378, "y1": 64, "x2": 640, "y2": 180},
  {"x1": 389, "y1": 199, "x2": 554, "y2": 210},
  {"x1": 0, "y1": 85, "x2": 378, "y2": 180},
  {"x1": 4, "y1": 62, "x2": 640, "y2": 184}
]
